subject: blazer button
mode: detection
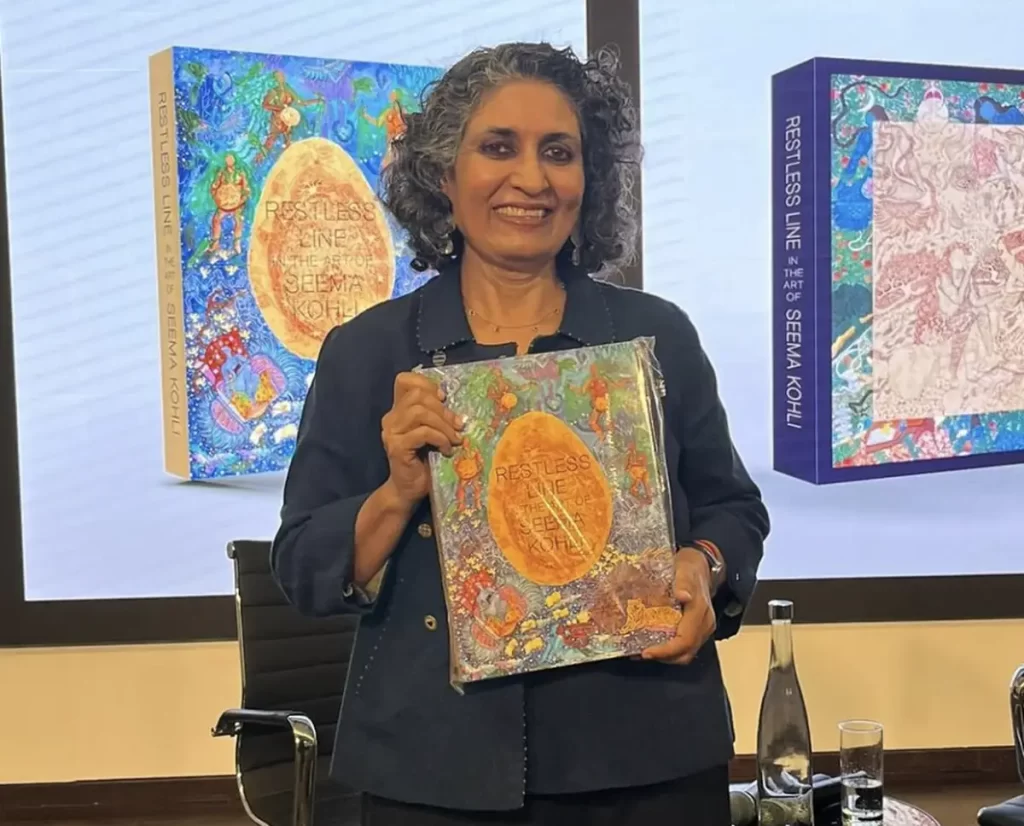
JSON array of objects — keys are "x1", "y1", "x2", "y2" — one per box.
[
  {"x1": 417, "y1": 522, "x2": 433, "y2": 538},
  {"x1": 424, "y1": 615, "x2": 438, "y2": 631}
]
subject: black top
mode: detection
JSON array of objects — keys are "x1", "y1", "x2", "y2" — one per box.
[{"x1": 271, "y1": 261, "x2": 770, "y2": 811}]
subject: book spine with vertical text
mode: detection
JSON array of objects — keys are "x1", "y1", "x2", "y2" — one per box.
[
  {"x1": 148, "y1": 48, "x2": 190, "y2": 479},
  {"x1": 771, "y1": 60, "x2": 819, "y2": 483}
]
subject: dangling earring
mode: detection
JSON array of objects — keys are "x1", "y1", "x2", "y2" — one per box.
[
  {"x1": 441, "y1": 215, "x2": 455, "y2": 256},
  {"x1": 569, "y1": 231, "x2": 583, "y2": 267}
]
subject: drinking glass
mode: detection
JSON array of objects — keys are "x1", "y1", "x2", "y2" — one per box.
[{"x1": 839, "y1": 720, "x2": 884, "y2": 824}]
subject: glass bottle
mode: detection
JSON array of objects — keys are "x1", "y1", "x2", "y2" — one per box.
[{"x1": 756, "y1": 599, "x2": 814, "y2": 826}]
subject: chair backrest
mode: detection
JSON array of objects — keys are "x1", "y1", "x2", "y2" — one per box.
[
  {"x1": 1012, "y1": 664, "x2": 1024, "y2": 783},
  {"x1": 227, "y1": 539, "x2": 359, "y2": 822}
]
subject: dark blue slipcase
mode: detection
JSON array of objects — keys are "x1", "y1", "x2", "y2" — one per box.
[{"x1": 772, "y1": 57, "x2": 1024, "y2": 484}]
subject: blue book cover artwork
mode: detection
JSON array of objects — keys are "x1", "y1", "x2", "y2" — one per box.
[
  {"x1": 149, "y1": 46, "x2": 441, "y2": 480},
  {"x1": 772, "y1": 57, "x2": 1024, "y2": 484}
]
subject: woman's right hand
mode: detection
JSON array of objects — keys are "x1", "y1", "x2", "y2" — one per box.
[{"x1": 381, "y1": 372, "x2": 464, "y2": 506}]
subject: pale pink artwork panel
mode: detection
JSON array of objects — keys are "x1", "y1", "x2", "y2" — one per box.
[{"x1": 872, "y1": 120, "x2": 1024, "y2": 424}]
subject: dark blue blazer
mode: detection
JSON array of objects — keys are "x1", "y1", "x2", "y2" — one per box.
[{"x1": 271, "y1": 261, "x2": 770, "y2": 811}]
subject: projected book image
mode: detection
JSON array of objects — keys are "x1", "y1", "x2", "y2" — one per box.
[
  {"x1": 419, "y1": 339, "x2": 681, "y2": 689},
  {"x1": 148, "y1": 47, "x2": 441, "y2": 480},
  {"x1": 871, "y1": 120, "x2": 1024, "y2": 421},
  {"x1": 772, "y1": 58, "x2": 1024, "y2": 484}
]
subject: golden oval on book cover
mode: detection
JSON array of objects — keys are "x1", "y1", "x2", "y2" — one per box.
[
  {"x1": 487, "y1": 411, "x2": 612, "y2": 586},
  {"x1": 248, "y1": 137, "x2": 395, "y2": 360}
]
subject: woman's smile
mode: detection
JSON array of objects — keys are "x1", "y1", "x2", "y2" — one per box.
[{"x1": 493, "y1": 204, "x2": 553, "y2": 227}]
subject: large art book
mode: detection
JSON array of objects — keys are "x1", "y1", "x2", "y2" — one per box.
[
  {"x1": 149, "y1": 46, "x2": 441, "y2": 480},
  {"x1": 772, "y1": 57, "x2": 1024, "y2": 484},
  {"x1": 419, "y1": 338, "x2": 681, "y2": 690}
]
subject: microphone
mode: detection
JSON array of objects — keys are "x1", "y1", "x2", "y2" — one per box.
[
  {"x1": 728, "y1": 783, "x2": 758, "y2": 826},
  {"x1": 729, "y1": 774, "x2": 847, "y2": 826}
]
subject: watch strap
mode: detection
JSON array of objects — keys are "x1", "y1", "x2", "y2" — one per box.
[{"x1": 690, "y1": 539, "x2": 725, "y2": 589}]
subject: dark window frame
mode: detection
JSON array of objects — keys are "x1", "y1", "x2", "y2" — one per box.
[{"x1": 2, "y1": 0, "x2": 1020, "y2": 647}]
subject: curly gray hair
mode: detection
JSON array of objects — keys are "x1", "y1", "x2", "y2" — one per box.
[{"x1": 379, "y1": 42, "x2": 641, "y2": 275}]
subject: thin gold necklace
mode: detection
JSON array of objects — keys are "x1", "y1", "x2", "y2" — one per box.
[
  {"x1": 465, "y1": 285, "x2": 565, "y2": 334},
  {"x1": 466, "y1": 303, "x2": 563, "y2": 333}
]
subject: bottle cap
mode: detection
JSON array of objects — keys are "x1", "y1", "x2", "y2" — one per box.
[{"x1": 768, "y1": 599, "x2": 793, "y2": 621}]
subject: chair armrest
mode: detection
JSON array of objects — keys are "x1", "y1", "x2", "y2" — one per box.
[
  {"x1": 213, "y1": 709, "x2": 319, "y2": 826},
  {"x1": 212, "y1": 708, "x2": 311, "y2": 738},
  {"x1": 978, "y1": 795, "x2": 1024, "y2": 826}
]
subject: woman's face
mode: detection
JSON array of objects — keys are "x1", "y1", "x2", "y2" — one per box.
[{"x1": 443, "y1": 79, "x2": 584, "y2": 271}]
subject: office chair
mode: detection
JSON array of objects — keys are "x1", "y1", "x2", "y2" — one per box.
[
  {"x1": 212, "y1": 540, "x2": 361, "y2": 826},
  {"x1": 1017, "y1": 665, "x2": 1024, "y2": 785},
  {"x1": 976, "y1": 664, "x2": 1024, "y2": 826}
]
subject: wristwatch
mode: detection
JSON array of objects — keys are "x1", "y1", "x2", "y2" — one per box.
[{"x1": 689, "y1": 540, "x2": 724, "y2": 591}]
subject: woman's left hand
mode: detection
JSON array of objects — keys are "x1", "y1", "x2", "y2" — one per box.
[{"x1": 640, "y1": 548, "x2": 717, "y2": 665}]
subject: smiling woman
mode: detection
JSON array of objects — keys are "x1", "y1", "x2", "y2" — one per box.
[
  {"x1": 445, "y1": 81, "x2": 586, "y2": 276},
  {"x1": 380, "y1": 43, "x2": 640, "y2": 281},
  {"x1": 270, "y1": 40, "x2": 769, "y2": 825}
]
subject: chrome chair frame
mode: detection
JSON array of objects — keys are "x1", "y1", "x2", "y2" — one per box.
[
  {"x1": 976, "y1": 664, "x2": 1024, "y2": 826},
  {"x1": 1013, "y1": 664, "x2": 1023, "y2": 783},
  {"x1": 211, "y1": 541, "x2": 320, "y2": 826}
]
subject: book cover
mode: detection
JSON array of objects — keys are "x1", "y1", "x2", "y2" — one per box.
[
  {"x1": 772, "y1": 57, "x2": 1024, "y2": 484},
  {"x1": 148, "y1": 46, "x2": 441, "y2": 480},
  {"x1": 419, "y1": 338, "x2": 681, "y2": 689}
]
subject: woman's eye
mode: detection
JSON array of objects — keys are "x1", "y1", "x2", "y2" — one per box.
[
  {"x1": 481, "y1": 142, "x2": 513, "y2": 157},
  {"x1": 545, "y1": 145, "x2": 574, "y2": 163}
]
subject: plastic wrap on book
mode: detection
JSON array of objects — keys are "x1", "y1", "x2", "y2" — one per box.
[{"x1": 416, "y1": 337, "x2": 679, "y2": 690}]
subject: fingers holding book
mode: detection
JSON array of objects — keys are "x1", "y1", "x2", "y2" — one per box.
[
  {"x1": 382, "y1": 372, "x2": 466, "y2": 503},
  {"x1": 640, "y1": 550, "x2": 717, "y2": 665}
]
